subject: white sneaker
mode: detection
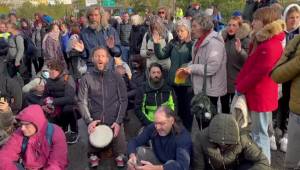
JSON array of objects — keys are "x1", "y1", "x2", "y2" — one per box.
[
  {"x1": 270, "y1": 135, "x2": 277, "y2": 151},
  {"x1": 279, "y1": 137, "x2": 288, "y2": 152}
]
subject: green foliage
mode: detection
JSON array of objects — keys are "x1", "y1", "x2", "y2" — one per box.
[{"x1": 1, "y1": 0, "x2": 298, "y2": 21}]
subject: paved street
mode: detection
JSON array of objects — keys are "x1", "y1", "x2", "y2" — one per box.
[{"x1": 68, "y1": 110, "x2": 285, "y2": 170}]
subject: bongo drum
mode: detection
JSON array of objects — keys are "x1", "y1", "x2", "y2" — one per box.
[{"x1": 89, "y1": 125, "x2": 113, "y2": 148}]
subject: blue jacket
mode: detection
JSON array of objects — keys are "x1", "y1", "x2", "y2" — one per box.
[
  {"x1": 128, "y1": 124, "x2": 192, "y2": 170},
  {"x1": 80, "y1": 26, "x2": 122, "y2": 66}
]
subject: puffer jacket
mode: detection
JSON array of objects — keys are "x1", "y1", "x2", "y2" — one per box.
[
  {"x1": 271, "y1": 34, "x2": 300, "y2": 115},
  {"x1": 188, "y1": 31, "x2": 227, "y2": 96},
  {"x1": 0, "y1": 105, "x2": 68, "y2": 170},
  {"x1": 77, "y1": 68, "x2": 128, "y2": 125},
  {"x1": 222, "y1": 23, "x2": 251, "y2": 93},
  {"x1": 43, "y1": 72, "x2": 76, "y2": 113},
  {"x1": 193, "y1": 114, "x2": 270, "y2": 170},
  {"x1": 236, "y1": 20, "x2": 285, "y2": 112}
]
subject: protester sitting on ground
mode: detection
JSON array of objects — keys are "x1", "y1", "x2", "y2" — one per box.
[
  {"x1": 128, "y1": 106, "x2": 192, "y2": 170},
  {"x1": 135, "y1": 63, "x2": 175, "y2": 127},
  {"x1": 42, "y1": 59, "x2": 79, "y2": 144},
  {"x1": 193, "y1": 113, "x2": 270, "y2": 170},
  {"x1": 22, "y1": 66, "x2": 49, "y2": 106},
  {"x1": 0, "y1": 105, "x2": 68, "y2": 170},
  {"x1": 77, "y1": 47, "x2": 128, "y2": 168}
]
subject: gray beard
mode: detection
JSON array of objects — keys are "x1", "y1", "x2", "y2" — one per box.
[{"x1": 89, "y1": 22, "x2": 101, "y2": 31}]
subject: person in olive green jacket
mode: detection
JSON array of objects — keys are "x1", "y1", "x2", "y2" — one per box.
[
  {"x1": 193, "y1": 114, "x2": 270, "y2": 170},
  {"x1": 153, "y1": 18, "x2": 194, "y2": 131},
  {"x1": 271, "y1": 34, "x2": 300, "y2": 169}
]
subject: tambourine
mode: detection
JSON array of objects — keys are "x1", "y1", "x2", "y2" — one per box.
[{"x1": 89, "y1": 125, "x2": 113, "y2": 148}]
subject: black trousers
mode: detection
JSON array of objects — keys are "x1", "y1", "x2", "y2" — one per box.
[
  {"x1": 209, "y1": 94, "x2": 231, "y2": 114},
  {"x1": 51, "y1": 109, "x2": 78, "y2": 133},
  {"x1": 173, "y1": 86, "x2": 194, "y2": 131}
]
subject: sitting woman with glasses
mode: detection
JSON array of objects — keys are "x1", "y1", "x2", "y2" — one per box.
[{"x1": 0, "y1": 105, "x2": 68, "y2": 170}]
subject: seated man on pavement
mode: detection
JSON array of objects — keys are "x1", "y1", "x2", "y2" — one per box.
[{"x1": 127, "y1": 106, "x2": 192, "y2": 170}]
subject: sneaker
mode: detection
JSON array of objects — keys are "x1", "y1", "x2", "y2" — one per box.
[
  {"x1": 66, "y1": 131, "x2": 80, "y2": 144},
  {"x1": 270, "y1": 135, "x2": 277, "y2": 151},
  {"x1": 89, "y1": 154, "x2": 100, "y2": 168},
  {"x1": 279, "y1": 136, "x2": 288, "y2": 152},
  {"x1": 115, "y1": 155, "x2": 125, "y2": 167}
]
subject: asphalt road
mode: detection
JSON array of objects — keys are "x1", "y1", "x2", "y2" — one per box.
[{"x1": 67, "y1": 110, "x2": 285, "y2": 170}]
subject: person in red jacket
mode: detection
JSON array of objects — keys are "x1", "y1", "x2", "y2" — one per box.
[
  {"x1": 0, "y1": 105, "x2": 68, "y2": 170},
  {"x1": 235, "y1": 7, "x2": 285, "y2": 163}
]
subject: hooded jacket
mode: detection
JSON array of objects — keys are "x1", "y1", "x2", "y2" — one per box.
[
  {"x1": 0, "y1": 105, "x2": 68, "y2": 170},
  {"x1": 236, "y1": 20, "x2": 285, "y2": 112},
  {"x1": 222, "y1": 23, "x2": 251, "y2": 93},
  {"x1": 193, "y1": 114, "x2": 270, "y2": 170},
  {"x1": 271, "y1": 34, "x2": 300, "y2": 115},
  {"x1": 135, "y1": 79, "x2": 175, "y2": 126},
  {"x1": 283, "y1": 4, "x2": 300, "y2": 42},
  {"x1": 188, "y1": 31, "x2": 227, "y2": 96}
]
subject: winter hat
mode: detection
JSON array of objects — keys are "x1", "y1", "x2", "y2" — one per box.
[
  {"x1": 176, "y1": 18, "x2": 191, "y2": 33},
  {"x1": 232, "y1": 11, "x2": 242, "y2": 17},
  {"x1": 42, "y1": 15, "x2": 53, "y2": 25}
]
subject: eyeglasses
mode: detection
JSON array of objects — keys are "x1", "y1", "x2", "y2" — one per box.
[
  {"x1": 16, "y1": 121, "x2": 32, "y2": 128},
  {"x1": 158, "y1": 11, "x2": 165, "y2": 14}
]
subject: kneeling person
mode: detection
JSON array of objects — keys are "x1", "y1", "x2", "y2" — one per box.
[{"x1": 127, "y1": 106, "x2": 192, "y2": 170}]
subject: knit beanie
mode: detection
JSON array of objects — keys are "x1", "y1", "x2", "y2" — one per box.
[{"x1": 176, "y1": 18, "x2": 191, "y2": 33}]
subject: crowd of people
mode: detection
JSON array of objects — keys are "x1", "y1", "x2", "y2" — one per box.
[{"x1": 0, "y1": 0, "x2": 299, "y2": 169}]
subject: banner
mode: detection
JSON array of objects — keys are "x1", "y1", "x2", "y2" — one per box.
[{"x1": 85, "y1": 0, "x2": 97, "y2": 7}]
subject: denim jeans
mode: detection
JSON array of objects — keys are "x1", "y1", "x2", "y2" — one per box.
[
  {"x1": 285, "y1": 112, "x2": 300, "y2": 169},
  {"x1": 121, "y1": 46, "x2": 130, "y2": 63},
  {"x1": 250, "y1": 111, "x2": 272, "y2": 163}
]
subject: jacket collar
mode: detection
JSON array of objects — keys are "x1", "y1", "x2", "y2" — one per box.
[{"x1": 255, "y1": 19, "x2": 286, "y2": 42}]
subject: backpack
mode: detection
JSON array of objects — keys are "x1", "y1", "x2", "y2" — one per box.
[
  {"x1": 15, "y1": 34, "x2": 38, "y2": 59},
  {"x1": 19, "y1": 123, "x2": 54, "y2": 165},
  {"x1": 0, "y1": 37, "x2": 9, "y2": 56}
]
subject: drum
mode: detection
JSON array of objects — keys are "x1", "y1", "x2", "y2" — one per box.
[{"x1": 89, "y1": 125, "x2": 114, "y2": 148}]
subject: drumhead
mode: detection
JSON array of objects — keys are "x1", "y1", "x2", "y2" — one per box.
[{"x1": 89, "y1": 125, "x2": 113, "y2": 148}]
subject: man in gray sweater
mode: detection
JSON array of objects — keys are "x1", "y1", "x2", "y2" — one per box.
[
  {"x1": 6, "y1": 22, "x2": 24, "y2": 78},
  {"x1": 77, "y1": 47, "x2": 128, "y2": 168}
]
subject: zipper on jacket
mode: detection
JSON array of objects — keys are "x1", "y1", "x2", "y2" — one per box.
[
  {"x1": 155, "y1": 93, "x2": 158, "y2": 106},
  {"x1": 101, "y1": 74, "x2": 105, "y2": 123}
]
